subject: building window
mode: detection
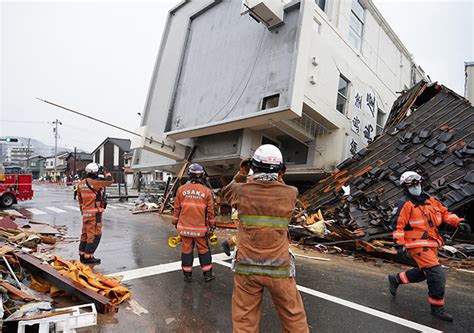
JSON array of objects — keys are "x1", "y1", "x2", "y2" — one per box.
[
  {"x1": 31, "y1": 162, "x2": 36, "y2": 167},
  {"x1": 315, "y1": 0, "x2": 326, "y2": 12},
  {"x1": 336, "y1": 75, "x2": 349, "y2": 114},
  {"x1": 349, "y1": 0, "x2": 364, "y2": 51},
  {"x1": 261, "y1": 94, "x2": 280, "y2": 110},
  {"x1": 376, "y1": 109, "x2": 386, "y2": 135}
]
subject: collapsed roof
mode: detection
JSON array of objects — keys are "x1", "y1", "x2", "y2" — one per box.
[{"x1": 300, "y1": 81, "x2": 474, "y2": 236}]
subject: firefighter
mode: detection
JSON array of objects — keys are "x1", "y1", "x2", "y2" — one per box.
[
  {"x1": 77, "y1": 163, "x2": 113, "y2": 264},
  {"x1": 173, "y1": 163, "x2": 216, "y2": 283},
  {"x1": 222, "y1": 163, "x2": 287, "y2": 256},
  {"x1": 222, "y1": 144, "x2": 308, "y2": 332},
  {"x1": 388, "y1": 171, "x2": 471, "y2": 322}
]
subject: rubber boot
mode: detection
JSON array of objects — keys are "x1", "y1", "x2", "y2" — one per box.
[
  {"x1": 203, "y1": 270, "x2": 215, "y2": 282},
  {"x1": 431, "y1": 306, "x2": 453, "y2": 322},
  {"x1": 183, "y1": 270, "x2": 193, "y2": 283},
  {"x1": 222, "y1": 241, "x2": 231, "y2": 256},
  {"x1": 82, "y1": 257, "x2": 101, "y2": 264},
  {"x1": 388, "y1": 274, "x2": 400, "y2": 296}
]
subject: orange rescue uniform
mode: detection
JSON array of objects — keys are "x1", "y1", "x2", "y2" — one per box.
[
  {"x1": 223, "y1": 175, "x2": 308, "y2": 333},
  {"x1": 392, "y1": 194, "x2": 462, "y2": 308},
  {"x1": 77, "y1": 173, "x2": 113, "y2": 258},
  {"x1": 173, "y1": 180, "x2": 215, "y2": 277}
]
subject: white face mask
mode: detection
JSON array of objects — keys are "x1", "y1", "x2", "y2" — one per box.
[{"x1": 408, "y1": 184, "x2": 422, "y2": 196}]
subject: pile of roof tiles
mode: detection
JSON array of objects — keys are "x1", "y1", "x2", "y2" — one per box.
[{"x1": 299, "y1": 81, "x2": 473, "y2": 248}]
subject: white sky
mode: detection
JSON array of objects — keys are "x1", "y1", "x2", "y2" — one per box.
[{"x1": 1, "y1": 0, "x2": 473, "y2": 152}]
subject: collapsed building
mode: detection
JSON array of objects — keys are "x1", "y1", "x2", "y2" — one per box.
[
  {"x1": 297, "y1": 81, "x2": 473, "y2": 259},
  {"x1": 131, "y1": 0, "x2": 426, "y2": 184}
]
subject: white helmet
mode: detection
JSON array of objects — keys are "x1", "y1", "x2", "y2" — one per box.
[
  {"x1": 400, "y1": 171, "x2": 422, "y2": 186},
  {"x1": 251, "y1": 144, "x2": 283, "y2": 172},
  {"x1": 85, "y1": 162, "x2": 100, "y2": 175}
]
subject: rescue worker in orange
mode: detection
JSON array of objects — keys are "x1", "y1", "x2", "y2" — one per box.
[
  {"x1": 173, "y1": 163, "x2": 216, "y2": 282},
  {"x1": 77, "y1": 163, "x2": 113, "y2": 264},
  {"x1": 223, "y1": 144, "x2": 308, "y2": 332},
  {"x1": 221, "y1": 163, "x2": 287, "y2": 256},
  {"x1": 388, "y1": 171, "x2": 471, "y2": 322}
]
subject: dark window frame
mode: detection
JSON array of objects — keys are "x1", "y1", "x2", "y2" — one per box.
[
  {"x1": 336, "y1": 75, "x2": 350, "y2": 114},
  {"x1": 349, "y1": 0, "x2": 364, "y2": 51}
]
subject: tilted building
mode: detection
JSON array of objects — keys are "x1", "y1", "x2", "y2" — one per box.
[{"x1": 132, "y1": 0, "x2": 426, "y2": 182}]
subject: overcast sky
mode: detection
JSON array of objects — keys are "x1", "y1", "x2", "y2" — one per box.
[{"x1": 1, "y1": 0, "x2": 473, "y2": 153}]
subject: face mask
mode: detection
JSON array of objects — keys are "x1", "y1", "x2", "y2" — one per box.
[{"x1": 408, "y1": 184, "x2": 422, "y2": 196}]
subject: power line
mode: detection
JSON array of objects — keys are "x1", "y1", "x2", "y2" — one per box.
[{"x1": 36, "y1": 98, "x2": 177, "y2": 152}]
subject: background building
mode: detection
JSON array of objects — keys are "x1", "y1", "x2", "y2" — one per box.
[
  {"x1": 65, "y1": 152, "x2": 93, "y2": 178},
  {"x1": 44, "y1": 152, "x2": 69, "y2": 181},
  {"x1": 92, "y1": 137, "x2": 131, "y2": 183},
  {"x1": 6, "y1": 145, "x2": 35, "y2": 163},
  {"x1": 132, "y1": 0, "x2": 427, "y2": 182}
]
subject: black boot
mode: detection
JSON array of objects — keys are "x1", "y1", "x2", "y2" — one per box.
[
  {"x1": 184, "y1": 275, "x2": 192, "y2": 283},
  {"x1": 204, "y1": 271, "x2": 215, "y2": 282},
  {"x1": 222, "y1": 241, "x2": 231, "y2": 256},
  {"x1": 431, "y1": 306, "x2": 453, "y2": 322},
  {"x1": 82, "y1": 257, "x2": 101, "y2": 264},
  {"x1": 388, "y1": 274, "x2": 400, "y2": 296}
]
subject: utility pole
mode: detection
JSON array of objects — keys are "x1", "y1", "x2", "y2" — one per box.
[
  {"x1": 52, "y1": 119, "x2": 62, "y2": 182},
  {"x1": 26, "y1": 138, "x2": 31, "y2": 171},
  {"x1": 73, "y1": 146, "x2": 77, "y2": 176}
]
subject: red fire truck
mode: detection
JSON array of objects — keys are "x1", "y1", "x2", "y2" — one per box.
[{"x1": 0, "y1": 164, "x2": 34, "y2": 208}]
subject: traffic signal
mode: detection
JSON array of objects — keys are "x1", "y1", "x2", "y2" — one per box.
[{"x1": 1, "y1": 137, "x2": 19, "y2": 142}]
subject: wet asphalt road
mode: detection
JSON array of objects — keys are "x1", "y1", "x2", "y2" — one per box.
[{"x1": 3, "y1": 184, "x2": 473, "y2": 332}]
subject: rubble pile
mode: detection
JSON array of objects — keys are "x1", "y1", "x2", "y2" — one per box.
[
  {"x1": 295, "y1": 81, "x2": 473, "y2": 265},
  {"x1": 0, "y1": 211, "x2": 131, "y2": 329}
]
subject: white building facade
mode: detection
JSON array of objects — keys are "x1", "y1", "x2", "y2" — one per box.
[
  {"x1": 133, "y1": 0, "x2": 426, "y2": 180},
  {"x1": 6, "y1": 145, "x2": 35, "y2": 163}
]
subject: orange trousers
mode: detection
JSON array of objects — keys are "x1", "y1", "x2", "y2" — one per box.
[
  {"x1": 232, "y1": 273, "x2": 308, "y2": 333},
  {"x1": 408, "y1": 247, "x2": 439, "y2": 269},
  {"x1": 79, "y1": 213, "x2": 102, "y2": 256}
]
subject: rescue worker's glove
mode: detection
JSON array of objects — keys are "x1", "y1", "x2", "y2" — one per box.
[
  {"x1": 394, "y1": 245, "x2": 410, "y2": 260},
  {"x1": 239, "y1": 158, "x2": 251, "y2": 175},
  {"x1": 458, "y1": 221, "x2": 471, "y2": 234}
]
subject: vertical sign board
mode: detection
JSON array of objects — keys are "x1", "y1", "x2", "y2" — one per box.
[{"x1": 347, "y1": 86, "x2": 377, "y2": 157}]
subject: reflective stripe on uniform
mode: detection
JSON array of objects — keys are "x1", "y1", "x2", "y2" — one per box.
[
  {"x1": 428, "y1": 297, "x2": 445, "y2": 306},
  {"x1": 239, "y1": 215, "x2": 289, "y2": 228},
  {"x1": 393, "y1": 232, "x2": 404, "y2": 237},
  {"x1": 238, "y1": 257, "x2": 287, "y2": 267},
  {"x1": 405, "y1": 241, "x2": 439, "y2": 248},
  {"x1": 409, "y1": 219, "x2": 425, "y2": 225},
  {"x1": 235, "y1": 264, "x2": 290, "y2": 278},
  {"x1": 178, "y1": 225, "x2": 208, "y2": 232},
  {"x1": 399, "y1": 272, "x2": 409, "y2": 284},
  {"x1": 182, "y1": 266, "x2": 193, "y2": 272},
  {"x1": 446, "y1": 214, "x2": 457, "y2": 221},
  {"x1": 201, "y1": 264, "x2": 212, "y2": 272},
  {"x1": 182, "y1": 202, "x2": 207, "y2": 208}
]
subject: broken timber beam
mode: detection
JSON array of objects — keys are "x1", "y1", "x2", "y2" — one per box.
[{"x1": 15, "y1": 252, "x2": 117, "y2": 314}]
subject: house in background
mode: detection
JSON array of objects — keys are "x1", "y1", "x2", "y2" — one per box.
[
  {"x1": 132, "y1": 0, "x2": 427, "y2": 184},
  {"x1": 44, "y1": 152, "x2": 69, "y2": 181},
  {"x1": 18, "y1": 155, "x2": 45, "y2": 179},
  {"x1": 92, "y1": 137, "x2": 131, "y2": 183},
  {"x1": 65, "y1": 152, "x2": 93, "y2": 178}
]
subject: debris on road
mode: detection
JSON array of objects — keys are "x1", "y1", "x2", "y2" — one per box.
[{"x1": 293, "y1": 81, "x2": 473, "y2": 267}]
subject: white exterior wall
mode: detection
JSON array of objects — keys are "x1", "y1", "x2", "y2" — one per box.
[
  {"x1": 134, "y1": 0, "x2": 425, "y2": 175},
  {"x1": 113, "y1": 145, "x2": 120, "y2": 166},
  {"x1": 288, "y1": 0, "x2": 423, "y2": 170},
  {"x1": 465, "y1": 62, "x2": 474, "y2": 103},
  {"x1": 99, "y1": 147, "x2": 104, "y2": 166}
]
